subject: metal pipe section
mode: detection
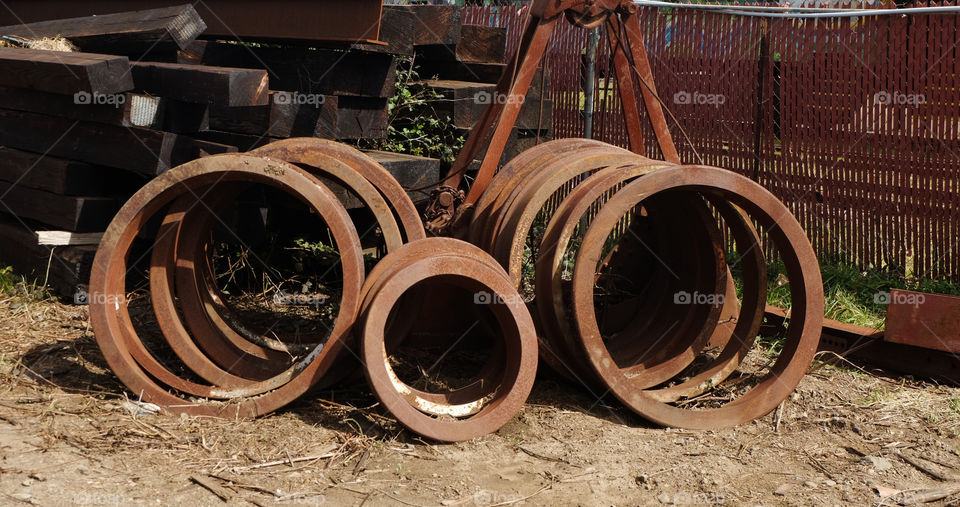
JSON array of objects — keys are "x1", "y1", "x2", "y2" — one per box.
[{"x1": 583, "y1": 28, "x2": 599, "y2": 139}]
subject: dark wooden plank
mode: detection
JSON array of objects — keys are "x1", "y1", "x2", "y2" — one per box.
[
  {"x1": 336, "y1": 97, "x2": 388, "y2": 140},
  {"x1": 0, "y1": 47, "x2": 132, "y2": 95},
  {"x1": 0, "y1": 147, "x2": 108, "y2": 196},
  {"x1": 417, "y1": 25, "x2": 507, "y2": 64},
  {"x1": 416, "y1": 59, "x2": 549, "y2": 90},
  {"x1": 190, "y1": 131, "x2": 275, "y2": 152},
  {"x1": 179, "y1": 41, "x2": 397, "y2": 98},
  {"x1": 0, "y1": 181, "x2": 117, "y2": 231},
  {"x1": 0, "y1": 0, "x2": 382, "y2": 44},
  {"x1": 364, "y1": 150, "x2": 439, "y2": 203},
  {"x1": 0, "y1": 109, "x2": 194, "y2": 176},
  {"x1": 0, "y1": 213, "x2": 96, "y2": 298},
  {"x1": 505, "y1": 131, "x2": 553, "y2": 162},
  {"x1": 209, "y1": 92, "x2": 338, "y2": 138},
  {"x1": 162, "y1": 99, "x2": 209, "y2": 133},
  {"x1": 191, "y1": 139, "x2": 238, "y2": 158},
  {"x1": 130, "y1": 61, "x2": 269, "y2": 107},
  {"x1": 0, "y1": 86, "x2": 162, "y2": 128},
  {"x1": 327, "y1": 6, "x2": 415, "y2": 56},
  {"x1": 316, "y1": 150, "x2": 439, "y2": 209},
  {"x1": 361, "y1": 6, "x2": 415, "y2": 56},
  {"x1": 423, "y1": 80, "x2": 551, "y2": 130},
  {"x1": 408, "y1": 5, "x2": 461, "y2": 46},
  {"x1": 0, "y1": 5, "x2": 206, "y2": 54}
]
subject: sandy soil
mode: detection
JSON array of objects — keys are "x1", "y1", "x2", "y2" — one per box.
[{"x1": 1, "y1": 298, "x2": 959, "y2": 506}]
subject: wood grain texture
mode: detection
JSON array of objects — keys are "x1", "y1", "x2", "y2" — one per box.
[
  {"x1": 131, "y1": 61, "x2": 269, "y2": 106},
  {"x1": 0, "y1": 5, "x2": 206, "y2": 53},
  {"x1": 0, "y1": 47, "x2": 132, "y2": 95}
]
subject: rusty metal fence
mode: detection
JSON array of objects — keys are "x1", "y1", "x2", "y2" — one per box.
[{"x1": 463, "y1": 4, "x2": 960, "y2": 282}]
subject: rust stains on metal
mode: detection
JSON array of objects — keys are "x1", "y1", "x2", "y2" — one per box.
[{"x1": 885, "y1": 290, "x2": 960, "y2": 354}]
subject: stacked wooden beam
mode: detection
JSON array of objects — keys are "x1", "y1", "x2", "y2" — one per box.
[
  {"x1": 0, "y1": 5, "x2": 447, "y2": 297},
  {"x1": 386, "y1": 5, "x2": 554, "y2": 168}
]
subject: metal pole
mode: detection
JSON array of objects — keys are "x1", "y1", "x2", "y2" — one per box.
[{"x1": 583, "y1": 27, "x2": 599, "y2": 139}]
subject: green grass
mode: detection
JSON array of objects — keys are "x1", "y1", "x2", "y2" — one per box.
[
  {"x1": 764, "y1": 257, "x2": 960, "y2": 329},
  {"x1": 0, "y1": 265, "x2": 54, "y2": 302}
]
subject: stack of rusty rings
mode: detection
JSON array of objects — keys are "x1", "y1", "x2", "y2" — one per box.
[
  {"x1": 89, "y1": 139, "x2": 536, "y2": 441},
  {"x1": 471, "y1": 139, "x2": 824, "y2": 429},
  {"x1": 90, "y1": 135, "x2": 821, "y2": 437}
]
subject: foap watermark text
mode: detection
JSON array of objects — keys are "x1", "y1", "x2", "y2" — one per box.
[
  {"x1": 274, "y1": 92, "x2": 327, "y2": 107},
  {"x1": 674, "y1": 291, "x2": 725, "y2": 307},
  {"x1": 74, "y1": 91, "x2": 126, "y2": 108},
  {"x1": 874, "y1": 290, "x2": 925, "y2": 308},
  {"x1": 874, "y1": 91, "x2": 925, "y2": 106},
  {"x1": 673, "y1": 91, "x2": 726, "y2": 107},
  {"x1": 74, "y1": 288, "x2": 125, "y2": 307},
  {"x1": 474, "y1": 91, "x2": 525, "y2": 106}
]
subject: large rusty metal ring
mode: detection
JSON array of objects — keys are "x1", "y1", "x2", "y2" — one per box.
[
  {"x1": 146, "y1": 139, "x2": 427, "y2": 386},
  {"x1": 360, "y1": 238, "x2": 537, "y2": 442},
  {"x1": 571, "y1": 165, "x2": 823, "y2": 429},
  {"x1": 149, "y1": 189, "x2": 295, "y2": 388},
  {"x1": 643, "y1": 196, "x2": 766, "y2": 403},
  {"x1": 470, "y1": 138, "x2": 615, "y2": 247},
  {"x1": 90, "y1": 154, "x2": 364, "y2": 416},
  {"x1": 534, "y1": 163, "x2": 724, "y2": 387}
]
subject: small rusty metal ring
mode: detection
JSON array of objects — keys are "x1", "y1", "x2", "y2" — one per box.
[
  {"x1": 356, "y1": 240, "x2": 513, "y2": 414},
  {"x1": 360, "y1": 238, "x2": 537, "y2": 442},
  {"x1": 149, "y1": 190, "x2": 294, "y2": 387},
  {"x1": 571, "y1": 165, "x2": 823, "y2": 429}
]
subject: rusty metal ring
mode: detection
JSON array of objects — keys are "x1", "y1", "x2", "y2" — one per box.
[
  {"x1": 534, "y1": 163, "x2": 720, "y2": 386},
  {"x1": 476, "y1": 144, "x2": 636, "y2": 255},
  {"x1": 586, "y1": 193, "x2": 761, "y2": 393},
  {"x1": 357, "y1": 240, "x2": 511, "y2": 414},
  {"x1": 596, "y1": 192, "x2": 727, "y2": 386},
  {"x1": 360, "y1": 238, "x2": 537, "y2": 442},
  {"x1": 173, "y1": 140, "x2": 413, "y2": 355},
  {"x1": 148, "y1": 139, "x2": 427, "y2": 385},
  {"x1": 149, "y1": 190, "x2": 294, "y2": 387},
  {"x1": 90, "y1": 154, "x2": 364, "y2": 416},
  {"x1": 643, "y1": 196, "x2": 766, "y2": 403},
  {"x1": 470, "y1": 138, "x2": 615, "y2": 246},
  {"x1": 571, "y1": 165, "x2": 823, "y2": 429}
]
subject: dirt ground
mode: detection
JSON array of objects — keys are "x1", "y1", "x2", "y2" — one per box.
[{"x1": 1, "y1": 298, "x2": 959, "y2": 507}]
